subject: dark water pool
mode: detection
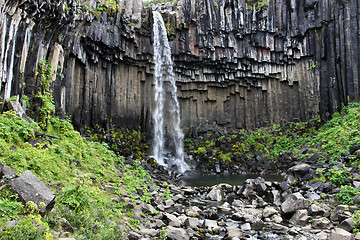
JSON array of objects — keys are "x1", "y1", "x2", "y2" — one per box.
[{"x1": 181, "y1": 174, "x2": 283, "y2": 187}]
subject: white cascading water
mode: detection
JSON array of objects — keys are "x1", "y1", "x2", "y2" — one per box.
[{"x1": 152, "y1": 11, "x2": 189, "y2": 173}]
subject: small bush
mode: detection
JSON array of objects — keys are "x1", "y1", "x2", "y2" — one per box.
[{"x1": 335, "y1": 185, "x2": 360, "y2": 205}]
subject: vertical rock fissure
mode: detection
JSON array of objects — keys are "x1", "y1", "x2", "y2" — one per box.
[{"x1": 152, "y1": 11, "x2": 189, "y2": 173}]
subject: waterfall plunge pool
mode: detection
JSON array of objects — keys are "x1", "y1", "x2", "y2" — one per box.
[{"x1": 181, "y1": 174, "x2": 283, "y2": 187}]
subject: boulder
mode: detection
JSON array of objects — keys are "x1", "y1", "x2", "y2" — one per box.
[
  {"x1": 281, "y1": 192, "x2": 307, "y2": 214},
  {"x1": 166, "y1": 226, "x2": 190, "y2": 240},
  {"x1": 308, "y1": 204, "x2": 326, "y2": 215},
  {"x1": 204, "y1": 219, "x2": 221, "y2": 232},
  {"x1": 164, "y1": 213, "x2": 181, "y2": 227},
  {"x1": 263, "y1": 206, "x2": 278, "y2": 218},
  {"x1": 10, "y1": 170, "x2": 55, "y2": 214},
  {"x1": 226, "y1": 230, "x2": 245, "y2": 239},
  {"x1": 330, "y1": 228, "x2": 354, "y2": 240},
  {"x1": 184, "y1": 217, "x2": 199, "y2": 229},
  {"x1": 330, "y1": 205, "x2": 352, "y2": 222},
  {"x1": 0, "y1": 162, "x2": 17, "y2": 180},
  {"x1": 289, "y1": 163, "x2": 311, "y2": 178},
  {"x1": 339, "y1": 218, "x2": 355, "y2": 232},
  {"x1": 206, "y1": 187, "x2": 223, "y2": 201},
  {"x1": 311, "y1": 217, "x2": 331, "y2": 229},
  {"x1": 185, "y1": 206, "x2": 202, "y2": 217},
  {"x1": 139, "y1": 229, "x2": 158, "y2": 237},
  {"x1": 289, "y1": 209, "x2": 311, "y2": 226}
]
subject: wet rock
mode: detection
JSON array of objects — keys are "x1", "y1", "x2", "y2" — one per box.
[
  {"x1": 330, "y1": 228, "x2": 354, "y2": 240},
  {"x1": 10, "y1": 170, "x2": 55, "y2": 214},
  {"x1": 281, "y1": 192, "x2": 307, "y2": 214}
]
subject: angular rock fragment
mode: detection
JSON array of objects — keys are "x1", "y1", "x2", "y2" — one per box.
[{"x1": 10, "y1": 170, "x2": 55, "y2": 214}]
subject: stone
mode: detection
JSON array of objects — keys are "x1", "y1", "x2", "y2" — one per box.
[
  {"x1": 166, "y1": 226, "x2": 190, "y2": 240},
  {"x1": 204, "y1": 219, "x2": 221, "y2": 232},
  {"x1": 281, "y1": 192, "x2": 307, "y2": 214},
  {"x1": 289, "y1": 209, "x2": 311, "y2": 226},
  {"x1": 289, "y1": 163, "x2": 311, "y2": 175},
  {"x1": 308, "y1": 204, "x2": 326, "y2": 215},
  {"x1": 206, "y1": 187, "x2": 223, "y2": 201},
  {"x1": 267, "y1": 190, "x2": 282, "y2": 206},
  {"x1": 185, "y1": 206, "x2": 202, "y2": 217},
  {"x1": 4, "y1": 220, "x2": 19, "y2": 227},
  {"x1": 355, "y1": 232, "x2": 360, "y2": 240},
  {"x1": 330, "y1": 228, "x2": 354, "y2": 240},
  {"x1": 353, "y1": 194, "x2": 360, "y2": 205},
  {"x1": 184, "y1": 217, "x2": 199, "y2": 229},
  {"x1": 240, "y1": 223, "x2": 251, "y2": 230},
  {"x1": 0, "y1": 162, "x2": 17, "y2": 180},
  {"x1": 128, "y1": 232, "x2": 142, "y2": 240},
  {"x1": 263, "y1": 206, "x2": 278, "y2": 218},
  {"x1": 164, "y1": 213, "x2": 181, "y2": 227},
  {"x1": 60, "y1": 218, "x2": 74, "y2": 233},
  {"x1": 311, "y1": 217, "x2": 331, "y2": 229},
  {"x1": 330, "y1": 205, "x2": 352, "y2": 222},
  {"x1": 165, "y1": 199, "x2": 175, "y2": 207},
  {"x1": 139, "y1": 229, "x2": 158, "y2": 237},
  {"x1": 7, "y1": 101, "x2": 32, "y2": 123},
  {"x1": 10, "y1": 170, "x2": 55, "y2": 214},
  {"x1": 339, "y1": 218, "x2": 355, "y2": 232},
  {"x1": 226, "y1": 230, "x2": 244, "y2": 239}
]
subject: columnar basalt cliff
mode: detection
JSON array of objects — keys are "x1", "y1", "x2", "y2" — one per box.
[{"x1": 0, "y1": 0, "x2": 359, "y2": 132}]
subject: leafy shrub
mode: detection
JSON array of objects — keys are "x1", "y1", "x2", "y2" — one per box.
[
  {"x1": 0, "y1": 111, "x2": 35, "y2": 144},
  {"x1": 335, "y1": 185, "x2": 360, "y2": 205},
  {"x1": 0, "y1": 215, "x2": 53, "y2": 240},
  {"x1": 328, "y1": 167, "x2": 349, "y2": 185}
]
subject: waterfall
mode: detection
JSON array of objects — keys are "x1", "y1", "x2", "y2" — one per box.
[{"x1": 152, "y1": 11, "x2": 189, "y2": 173}]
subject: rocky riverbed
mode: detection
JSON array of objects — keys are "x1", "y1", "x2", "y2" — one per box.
[{"x1": 124, "y1": 160, "x2": 360, "y2": 240}]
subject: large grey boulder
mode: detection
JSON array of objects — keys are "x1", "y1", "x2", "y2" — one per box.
[
  {"x1": 330, "y1": 228, "x2": 354, "y2": 240},
  {"x1": 166, "y1": 226, "x2": 190, "y2": 240},
  {"x1": 281, "y1": 192, "x2": 307, "y2": 214},
  {"x1": 10, "y1": 170, "x2": 55, "y2": 214}
]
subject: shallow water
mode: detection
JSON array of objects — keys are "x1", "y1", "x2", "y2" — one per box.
[{"x1": 181, "y1": 174, "x2": 283, "y2": 187}]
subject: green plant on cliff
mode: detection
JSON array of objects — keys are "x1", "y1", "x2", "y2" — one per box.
[
  {"x1": 34, "y1": 60, "x2": 55, "y2": 129},
  {"x1": 246, "y1": 0, "x2": 269, "y2": 11}
]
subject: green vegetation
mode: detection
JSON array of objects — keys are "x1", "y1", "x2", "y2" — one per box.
[
  {"x1": 246, "y1": 0, "x2": 269, "y2": 11},
  {"x1": 185, "y1": 102, "x2": 360, "y2": 172},
  {"x1": 0, "y1": 64, "x2": 154, "y2": 239},
  {"x1": 335, "y1": 185, "x2": 360, "y2": 205}
]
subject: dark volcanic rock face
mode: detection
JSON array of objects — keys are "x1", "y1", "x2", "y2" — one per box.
[{"x1": 0, "y1": 0, "x2": 359, "y2": 132}]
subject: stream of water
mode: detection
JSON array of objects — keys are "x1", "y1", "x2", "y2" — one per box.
[{"x1": 152, "y1": 11, "x2": 189, "y2": 173}]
